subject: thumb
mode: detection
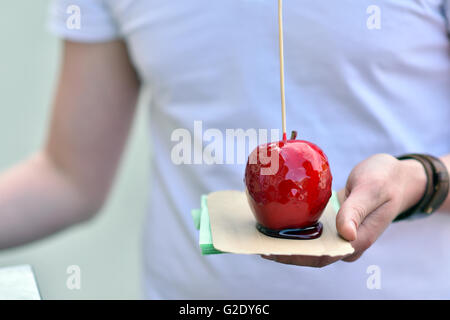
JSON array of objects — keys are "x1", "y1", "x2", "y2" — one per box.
[{"x1": 336, "y1": 185, "x2": 385, "y2": 241}]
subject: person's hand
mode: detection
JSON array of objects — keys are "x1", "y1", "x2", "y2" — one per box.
[{"x1": 262, "y1": 153, "x2": 427, "y2": 267}]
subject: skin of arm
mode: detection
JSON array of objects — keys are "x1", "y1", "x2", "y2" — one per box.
[
  {"x1": 263, "y1": 153, "x2": 450, "y2": 267},
  {"x1": 0, "y1": 40, "x2": 140, "y2": 249}
]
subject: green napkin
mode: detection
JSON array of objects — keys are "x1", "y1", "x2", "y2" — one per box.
[
  {"x1": 191, "y1": 195, "x2": 223, "y2": 255},
  {"x1": 192, "y1": 191, "x2": 340, "y2": 255}
]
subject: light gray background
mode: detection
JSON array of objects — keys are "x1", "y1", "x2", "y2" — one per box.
[{"x1": 0, "y1": 0, "x2": 149, "y2": 299}]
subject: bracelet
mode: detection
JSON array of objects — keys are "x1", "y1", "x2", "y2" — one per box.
[{"x1": 393, "y1": 154, "x2": 449, "y2": 222}]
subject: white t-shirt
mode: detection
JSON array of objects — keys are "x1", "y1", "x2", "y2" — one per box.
[{"x1": 49, "y1": 0, "x2": 450, "y2": 299}]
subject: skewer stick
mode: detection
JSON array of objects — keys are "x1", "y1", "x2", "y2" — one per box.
[{"x1": 278, "y1": 0, "x2": 287, "y2": 141}]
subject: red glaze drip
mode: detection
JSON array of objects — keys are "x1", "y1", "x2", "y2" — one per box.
[
  {"x1": 244, "y1": 139, "x2": 332, "y2": 230},
  {"x1": 282, "y1": 132, "x2": 287, "y2": 142}
]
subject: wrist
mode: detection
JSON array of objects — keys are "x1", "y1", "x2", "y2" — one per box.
[
  {"x1": 398, "y1": 159, "x2": 427, "y2": 213},
  {"x1": 394, "y1": 154, "x2": 449, "y2": 222}
]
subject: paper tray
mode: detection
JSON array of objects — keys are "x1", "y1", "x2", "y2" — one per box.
[{"x1": 192, "y1": 190, "x2": 354, "y2": 257}]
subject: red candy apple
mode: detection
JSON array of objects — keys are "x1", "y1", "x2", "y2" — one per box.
[{"x1": 244, "y1": 132, "x2": 332, "y2": 233}]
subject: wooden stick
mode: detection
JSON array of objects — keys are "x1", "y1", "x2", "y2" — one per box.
[{"x1": 278, "y1": 0, "x2": 287, "y2": 141}]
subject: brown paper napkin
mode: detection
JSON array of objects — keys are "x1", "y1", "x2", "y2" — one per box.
[{"x1": 207, "y1": 190, "x2": 354, "y2": 257}]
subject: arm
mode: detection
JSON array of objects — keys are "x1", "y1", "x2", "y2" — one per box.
[
  {"x1": 263, "y1": 152, "x2": 450, "y2": 267},
  {"x1": 0, "y1": 40, "x2": 140, "y2": 249}
]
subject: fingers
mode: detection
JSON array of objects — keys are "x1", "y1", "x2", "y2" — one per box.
[
  {"x1": 261, "y1": 254, "x2": 343, "y2": 268},
  {"x1": 336, "y1": 184, "x2": 388, "y2": 241},
  {"x1": 342, "y1": 200, "x2": 396, "y2": 262},
  {"x1": 342, "y1": 223, "x2": 374, "y2": 262}
]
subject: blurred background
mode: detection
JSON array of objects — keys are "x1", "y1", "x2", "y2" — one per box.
[{"x1": 0, "y1": 0, "x2": 150, "y2": 299}]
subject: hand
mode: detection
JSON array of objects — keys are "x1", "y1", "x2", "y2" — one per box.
[{"x1": 262, "y1": 153, "x2": 427, "y2": 267}]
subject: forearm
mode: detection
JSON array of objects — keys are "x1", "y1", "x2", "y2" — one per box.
[
  {"x1": 0, "y1": 151, "x2": 97, "y2": 249},
  {"x1": 0, "y1": 41, "x2": 139, "y2": 249}
]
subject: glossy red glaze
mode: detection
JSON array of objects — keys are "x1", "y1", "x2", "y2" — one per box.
[{"x1": 244, "y1": 139, "x2": 332, "y2": 230}]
